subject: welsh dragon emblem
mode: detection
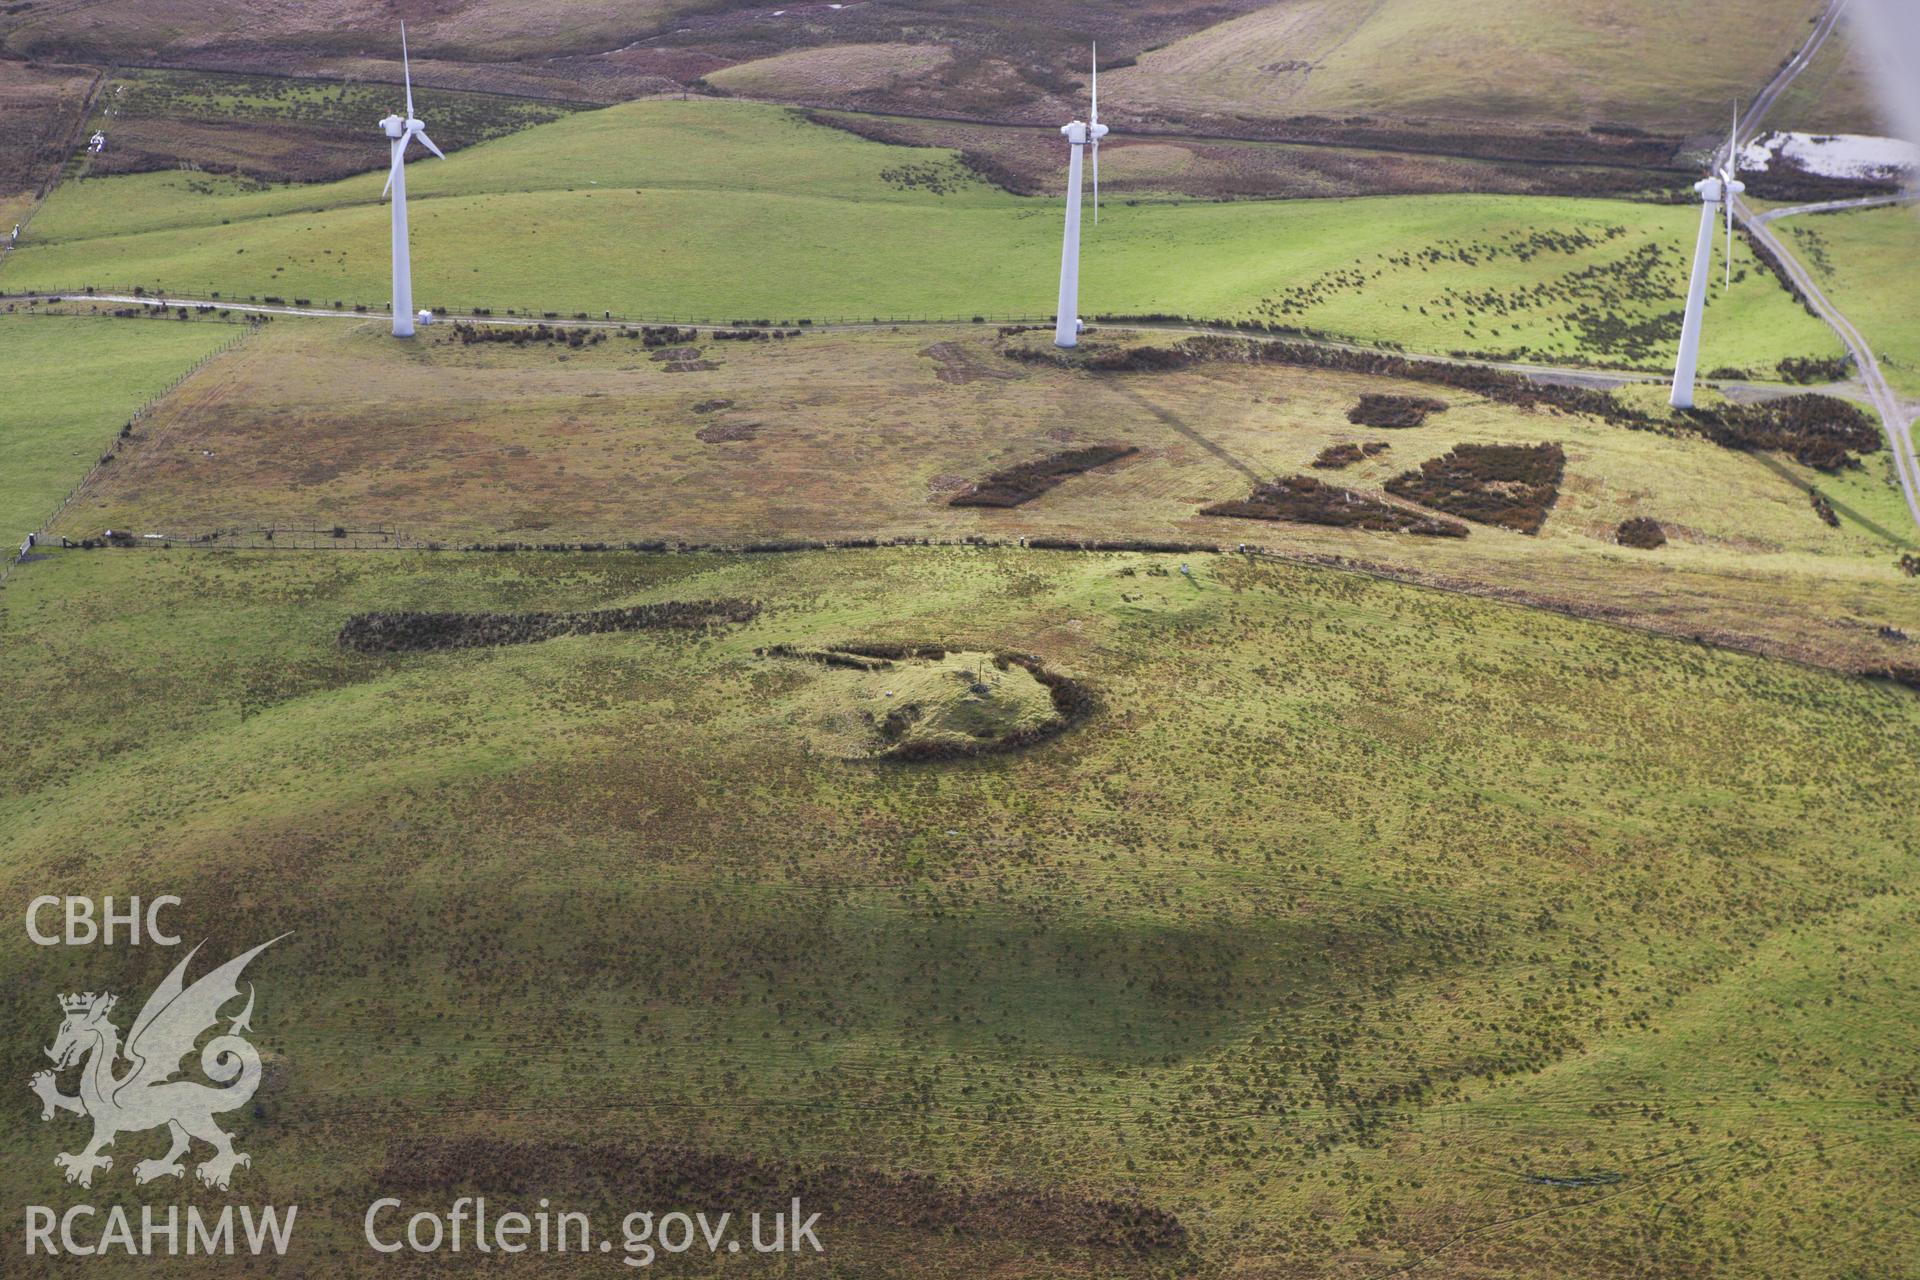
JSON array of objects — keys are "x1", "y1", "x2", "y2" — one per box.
[{"x1": 29, "y1": 937, "x2": 286, "y2": 1190}]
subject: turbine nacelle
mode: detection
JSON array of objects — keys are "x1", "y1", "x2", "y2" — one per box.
[
  {"x1": 1695, "y1": 174, "x2": 1745, "y2": 202},
  {"x1": 1061, "y1": 120, "x2": 1107, "y2": 145},
  {"x1": 381, "y1": 114, "x2": 431, "y2": 140}
]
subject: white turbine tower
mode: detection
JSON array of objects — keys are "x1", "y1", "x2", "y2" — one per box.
[
  {"x1": 1670, "y1": 106, "x2": 1745, "y2": 409},
  {"x1": 380, "y1": 24, "x2": 445, "y2": 339},
  {"x1": 1054, "y1": 46, "x2": 1110, "y2": 350}
]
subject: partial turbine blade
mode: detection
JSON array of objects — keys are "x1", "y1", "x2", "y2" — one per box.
[
  {"x1": 402, "y1": 21, "x2": 415, "y2": 121},
  {"x1": 417, "y1": 129, "x2": 446, "y2": 161},
  {"x1": 382, "y1": 143, "x2": 405, "y2": 198},
  {"x1": 1725, "y1": 193, "x2": 1735, "y2": 290},
  {"x1": 1090, "y1": 44, "x2": 1101, "y2": 223},
  {"x1": 1091, "y1": 43, "x2": 1099, "y2": 129}
]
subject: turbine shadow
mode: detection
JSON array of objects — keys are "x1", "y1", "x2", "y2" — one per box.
[
  {"x1": 1099, "y1": 379, "x2": 1265, "y2": 487},
  {"x1": 1744, "y1": 449, "x2": 1911, "y2": 548}
]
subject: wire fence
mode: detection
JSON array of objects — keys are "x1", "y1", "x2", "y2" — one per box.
[
  {"x1": 4, "y1": 326, "x2": 256, "y2": 584},
  {"x1": 3, "y1": 286, "x2": 1065, "y2": 332}
]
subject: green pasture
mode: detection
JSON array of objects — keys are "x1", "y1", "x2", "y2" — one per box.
[
  {"x1": 3, "y1": 99, "x2": 1842, "y2": 371},
  {"x1": 1, "y1": 544, "x2": 1916, "y2": 1275},
  {"x1": 1782, "y1": 204, "x2": 1920, "y2": 397},
  {"x1": 0, "y1": 312, "x2": 238, "y2": 540}
]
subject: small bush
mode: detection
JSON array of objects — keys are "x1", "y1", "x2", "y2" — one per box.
[
  {"x1": 1347, "y1": 394, "x2": 1448, "y2": 429},
  {"x1": 1312, "y1": 442, "x2": 1390, "y2": 470},
  {"x1": 1616, "y1": 516, "x2": 1667, "y2": 549}
]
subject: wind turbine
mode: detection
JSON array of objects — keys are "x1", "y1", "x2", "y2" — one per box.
[
  {"x1": 1669, "y1": 105, "x2": 1745, "y2": 409},
  {"x1": 379, "y1": 24, "x2": 445, "y2": 339},
  {"x1": 1054, "y1": 46, "x2": 1110, "y2": 349}
]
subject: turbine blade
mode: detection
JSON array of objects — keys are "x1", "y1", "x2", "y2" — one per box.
[
  {"x1": 383, "y1": 143, "x2": 404, "y2": 199},
  {"x1": 402, "y1": 22, "x2": 414, "y2": 121},
  {"x1": 417, "y1": 129, "x2": 446, "y2": 161},
  {"x1": 1725, "y1": 194, "x2": 1735, "y2": 290},
  {"x1": 1092, "y1": 139, "x2": 1100, "y2": 224},
  {"x1": 1091, "y1": 43, "x2": 1099, "y2": 128}
]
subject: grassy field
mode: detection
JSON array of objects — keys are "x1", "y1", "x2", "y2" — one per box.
[
  {"x1": 1762, "y1": 17, "x2": 1890, "y2": 135},
  {"x1": 0, "y1": 312, "x2": 242, "y2": 544},
  {"x1": 2, "y1": 99, "x2": 1843, "y2": 372},
  {"x1": 1780, "y1": 205, "x2": 1920, "y2": 397},
  {"x1": 1109, "y1": 0, "x2": 1830, "y2": 132},
  {"x1": 2, "y1": 543, "x2": 1916, "y2": 1276},
  {"x1": 33, "y1": 315, "x2": 1917, "y2": 675}
]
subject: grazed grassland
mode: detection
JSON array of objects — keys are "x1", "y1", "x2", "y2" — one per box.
[
  {"x1": 33, "y1": 315, "x2": 1919, "y2": 673},
  {"x1": 3, "y1": 100, "x2": 1842, "y2": 372},
  {"x1": 0, "y1": 311, "x2": 240, "y2": 541},
  {"x1": 2, "y1": 545, "x2": 1915, "y2": 1277},
  {"x1": 1781, "y1": 205, "x2": 1920, "y2": 398}
]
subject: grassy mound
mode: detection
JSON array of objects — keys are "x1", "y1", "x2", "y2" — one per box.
[{"x1": 766, "y1": 647, "x2": 1082, "y2": 760}]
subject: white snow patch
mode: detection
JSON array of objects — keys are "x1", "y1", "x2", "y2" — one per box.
[{"x1": 1739, "y1": 131, "x2": 1919, "y2": 181}]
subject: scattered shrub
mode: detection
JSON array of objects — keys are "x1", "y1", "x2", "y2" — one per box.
[
  {"x1": 1009, "y1": 335, "x2": 1657, "y2": 428},
  {"x1": 1809, "y1": 490, "x2": 1840, "y2": 528},
  {"x1": 1777, "y1": 355, "x2": 1852, "y2": 385}
]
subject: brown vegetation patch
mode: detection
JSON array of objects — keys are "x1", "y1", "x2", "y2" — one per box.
[
  {"x1": 1009, "y1": 335, "x2": 1654, "y2": 428},
  {"x1": 922, "y1": 340, "x2": 1022, "y2": 385},
  {"x1": 1385, "y1": 442, "x2": 1566, "y2": 535},
  {"x1": 1348, "y1": 393, "x2": 1449, "y2": 429},
  {"x1": 1203, "y1": 475, "x2": 1467, "y2": 537},
  {"x1": 695, "y1": 420, "x2": 759, "y2": 443},
  {"x1": 1312, "y1": 441, "x2": 1390, "y2": 470},
  {"x1": 950, "y1": 444, "x2": 1138, "y2": 508},
  {"x1": 377, "y1": 1136, "x2": 1186, "y2": 1260},
  {"x1": 1679, "y1": 394, "x2": 1882, "y2": 472},
  {"x1": 1616, "y1": 516, "x2": 1667, "y2": 549},
  {"x1": 338, "y1": 599, "x2": 758, "y2": 653},
  {"x1": 0, "y1": 60, "x2": 96, "y2": 196}
]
